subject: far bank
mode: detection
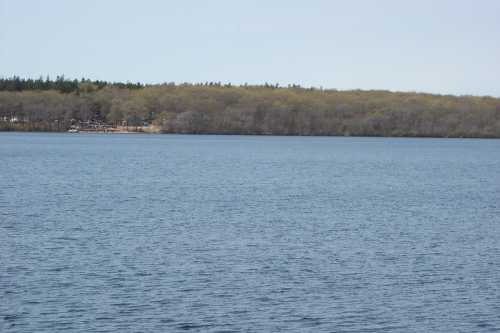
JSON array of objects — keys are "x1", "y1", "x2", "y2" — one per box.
[{"x1": 1, "y1": 80, "x2": 499, "y2": 138}]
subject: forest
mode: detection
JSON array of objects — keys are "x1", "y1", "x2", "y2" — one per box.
[{"x1": 1, "y1": 76, "x2": 499, "y2": 137}]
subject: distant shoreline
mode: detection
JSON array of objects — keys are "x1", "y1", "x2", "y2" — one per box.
[
  {"x1": 1, "y1": 129, "x2": 498, "y2": 139},
  {"x1": 2, "y1": 78, "x2": 499, "y2": 139}
]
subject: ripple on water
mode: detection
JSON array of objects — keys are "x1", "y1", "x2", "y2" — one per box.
[{"x1": 1, "y1": 134, "x2": 500, "y2": 332}]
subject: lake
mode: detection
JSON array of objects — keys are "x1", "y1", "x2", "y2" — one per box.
[{"x1": 1, "y1": 132, "x2": 500, "y2": 332}]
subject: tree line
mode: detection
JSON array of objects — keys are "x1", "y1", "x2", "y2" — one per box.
[
  {"x1": 0, "y1": 76, "x2": 143, "y2": 93},
  {"x1": 1, "y1": 76, "x2": 499, "y2": 137}
]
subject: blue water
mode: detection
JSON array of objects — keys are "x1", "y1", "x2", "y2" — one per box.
[{"x1": 1, "y1": 132, "x2": 500, "y2": 332}]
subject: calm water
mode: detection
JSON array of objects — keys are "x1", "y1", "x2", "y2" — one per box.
[{"x1": 1, "y1": 133, "x2": 500, "y2": 332}]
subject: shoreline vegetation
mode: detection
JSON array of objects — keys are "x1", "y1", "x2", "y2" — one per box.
[{"x1": 1, "y1": 76, "x2": 499, "y2": 138}]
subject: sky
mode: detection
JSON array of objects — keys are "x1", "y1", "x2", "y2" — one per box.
[{"x1": 1, "y1": 0, "x2": 499, "y2": 96}]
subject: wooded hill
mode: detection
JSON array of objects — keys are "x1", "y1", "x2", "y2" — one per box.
[{"x1": 1, "y1": 76, "x2": 499, "y2": 137}]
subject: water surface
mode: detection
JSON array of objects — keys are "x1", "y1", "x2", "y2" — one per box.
[{"x1": 1, "y1": 133, "x2": 500, "y2": 332}]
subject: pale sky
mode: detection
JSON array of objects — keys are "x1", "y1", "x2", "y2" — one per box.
[{"x1": 1, "y1": 0, "x2": 499, "y2": 96}]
